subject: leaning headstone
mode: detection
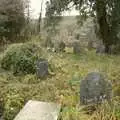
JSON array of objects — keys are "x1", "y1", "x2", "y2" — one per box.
[
  {"x1": 54, "y1": 41, "x2": 65, "y2": 52},
  {"x1": 36, "y1": 59, "x2": 49, "y2": 78},
  {"x1": 96, "y1": 45, "x2": 105, "y2": 54},
  {"x1": 14, "y1": 100, "x2": 61, "y2": 120},
  {"x1": 80, "y1": 72, "x2": 112, "y2": 105},
  {"x1": 59, "y1": 41, "x2": 65, "y2": 52},
  {"x1": 73, "y1": 42, "x2": 81, "y2": 54}
]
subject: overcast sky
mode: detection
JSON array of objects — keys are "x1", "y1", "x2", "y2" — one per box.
[{"x1": 30, "y1": 0, "x2": 79, "y2": 18}]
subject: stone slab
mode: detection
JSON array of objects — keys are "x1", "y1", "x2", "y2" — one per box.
[{"x1": 14, "y1": 100, "x2": 61, "y2": 120}]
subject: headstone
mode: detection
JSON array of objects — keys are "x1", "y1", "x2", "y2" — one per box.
[
  {"x1": 59, "y1": 41, "x2": 65, "y2": 52},
  {"x1": 96, "y1": 45, "x2": 105, "y2": 54},
  {"x1": 88, "y1": 41, "x2": 93, "y2": 50},
  {"x1": 54, "y1": 41, "x2": 65, "y2": 52},
  {"x1": 75, "y1": 33, "x2": 80, "y2": 40},
  {"x1": 36, "y1": 59, "x2": 48, "y2": 78},
  {"x1": 73, "y1": 42, "x2": 81, "y2": 54},
  {"x1": 14, "y1": 100, "x2": 61, "y2": 120},
  {"x1": 80, "y1": 72, "x2": 112, "y2": 105}
]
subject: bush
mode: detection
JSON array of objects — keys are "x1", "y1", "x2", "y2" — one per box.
[
  {"x1": 1, "y1": 43, "x2": 42, "y2": 75},
  {"x1": 22, "y1": 74, "x2": 38, "y2": 84}
]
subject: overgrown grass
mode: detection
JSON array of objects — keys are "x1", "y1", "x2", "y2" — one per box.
[{"x1": 0, "y1": 45, "x2": 120, "y2": 119}]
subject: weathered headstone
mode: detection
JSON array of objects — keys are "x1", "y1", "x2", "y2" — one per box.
[
  {"x1": 80, "y1": 72, "x2": 112, "y2": 105},
  {"x1": 73, "y1": 42, "x2": 81, "y2": 54},
  {"x1": 59, "y1": 41, "x2": 65, "y2": 52},
  {"x1": 36, "y1": 59, "x2": 48, "y2": 78},
  {"x1": 96, "y1": 45, "x2": 105, "y2": 54},
  {"x1": 14, "y1": 100, "x2": 61, "y2": 120},
  {"x1": 88, "y1": 41, "x2": 94, "y2": 50},
  {"x1": 54, "y1": 41, "x2": 65, "y2": 52}
]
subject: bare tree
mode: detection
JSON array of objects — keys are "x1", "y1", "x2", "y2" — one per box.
[{"x1": 38, "y1": 0, "x2": 44, "y2": 33}]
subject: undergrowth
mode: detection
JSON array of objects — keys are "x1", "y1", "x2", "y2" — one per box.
[{"x1": 0, "y1": 45, "x2": 120, "y2": 119}]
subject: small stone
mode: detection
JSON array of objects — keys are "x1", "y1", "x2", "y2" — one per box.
[
  {"x1": 73, "y1": 42, "x2": 81, "y2": 54},
  {"x1": 14, "y1": 100, "x2": 61, "y2": 120},
  {"x1": 96, "y1": 45, "x2": 105, "y2": 54},
  {"x1": 59, "y1": 41, "x2": 65, "y2": 52},
  {"x1": 80, "y1": 72, "x2": 112, "y2": 105},
  {"x1": 36, "y1": 59, "x2": 48, "y2": 78},
  {"x1": 54, "y1": 41, "x2": 65, "y2": 52}
]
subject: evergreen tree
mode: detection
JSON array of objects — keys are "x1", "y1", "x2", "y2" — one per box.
[{"x1": 0, "y1": 0, "x2": 26, "y2": 43}]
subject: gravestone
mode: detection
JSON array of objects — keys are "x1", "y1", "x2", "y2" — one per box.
[
  {"x1": 96, "y1": 45, "x2": 105, "y2": 54},
  {"x1": 80, "y1": 72, "x2": 112, "y2": 105},
  {"x1": 88, "y1": 41, "x2": 94, "y2": 50},
  {"x1": 58, "y1": 41, "x2": 65, "y2": 52},
  {"x1": 36, "y1": 59, "x2": 49, "y2": 78},
  {"x1": 54, "y1": 41, "x2": 65, "y2": 52},
  {"x1": 14, "y1": 100, "x2": 61, "y2": 120},
  {"x1": 73, "y1": 42, "x2": 81, "y2": 54}
]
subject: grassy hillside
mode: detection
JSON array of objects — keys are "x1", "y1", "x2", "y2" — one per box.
[{"x1": 0, "y1": 40, "x2": 120, "y2": 119}]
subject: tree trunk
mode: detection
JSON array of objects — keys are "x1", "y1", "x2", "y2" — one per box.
[
  {"x1": 96, "y1": 0, "x2": 111, "y2": 53},
  {"x1": 38, "y1": 0, "x2": 44, "y2": 33}
]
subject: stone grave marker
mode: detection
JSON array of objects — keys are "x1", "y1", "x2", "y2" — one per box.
[
  {"x1": 36, "y1": 59, "x2": 49, "y2": 78},
  {"x1": 73, "y1": 42, "x2": 81, "y2": 54},
  {"x1": 14, "y1": 100, "x2": 61, "y2": 120},
  {"x1": 80, "y1": 72, "x2": 112, "y2": 105},
  {"x1": 96, "y1": 45, "x2": 105, "y2": 54}
]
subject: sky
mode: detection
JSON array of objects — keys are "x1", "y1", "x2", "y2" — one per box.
[
  {"x1": 30, "y1": 0, "x2": 79, "y2": 18},
  {"x1": 30, "y1": 0, "x2": 46, "y2": 18}
]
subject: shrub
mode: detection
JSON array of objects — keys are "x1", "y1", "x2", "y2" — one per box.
[
  {"x1": 1, "y1": 43, "x2": 42, "y2": 75},
  {"x1": 22, "y1": 74, "x2": 38, "y2": 84}
]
